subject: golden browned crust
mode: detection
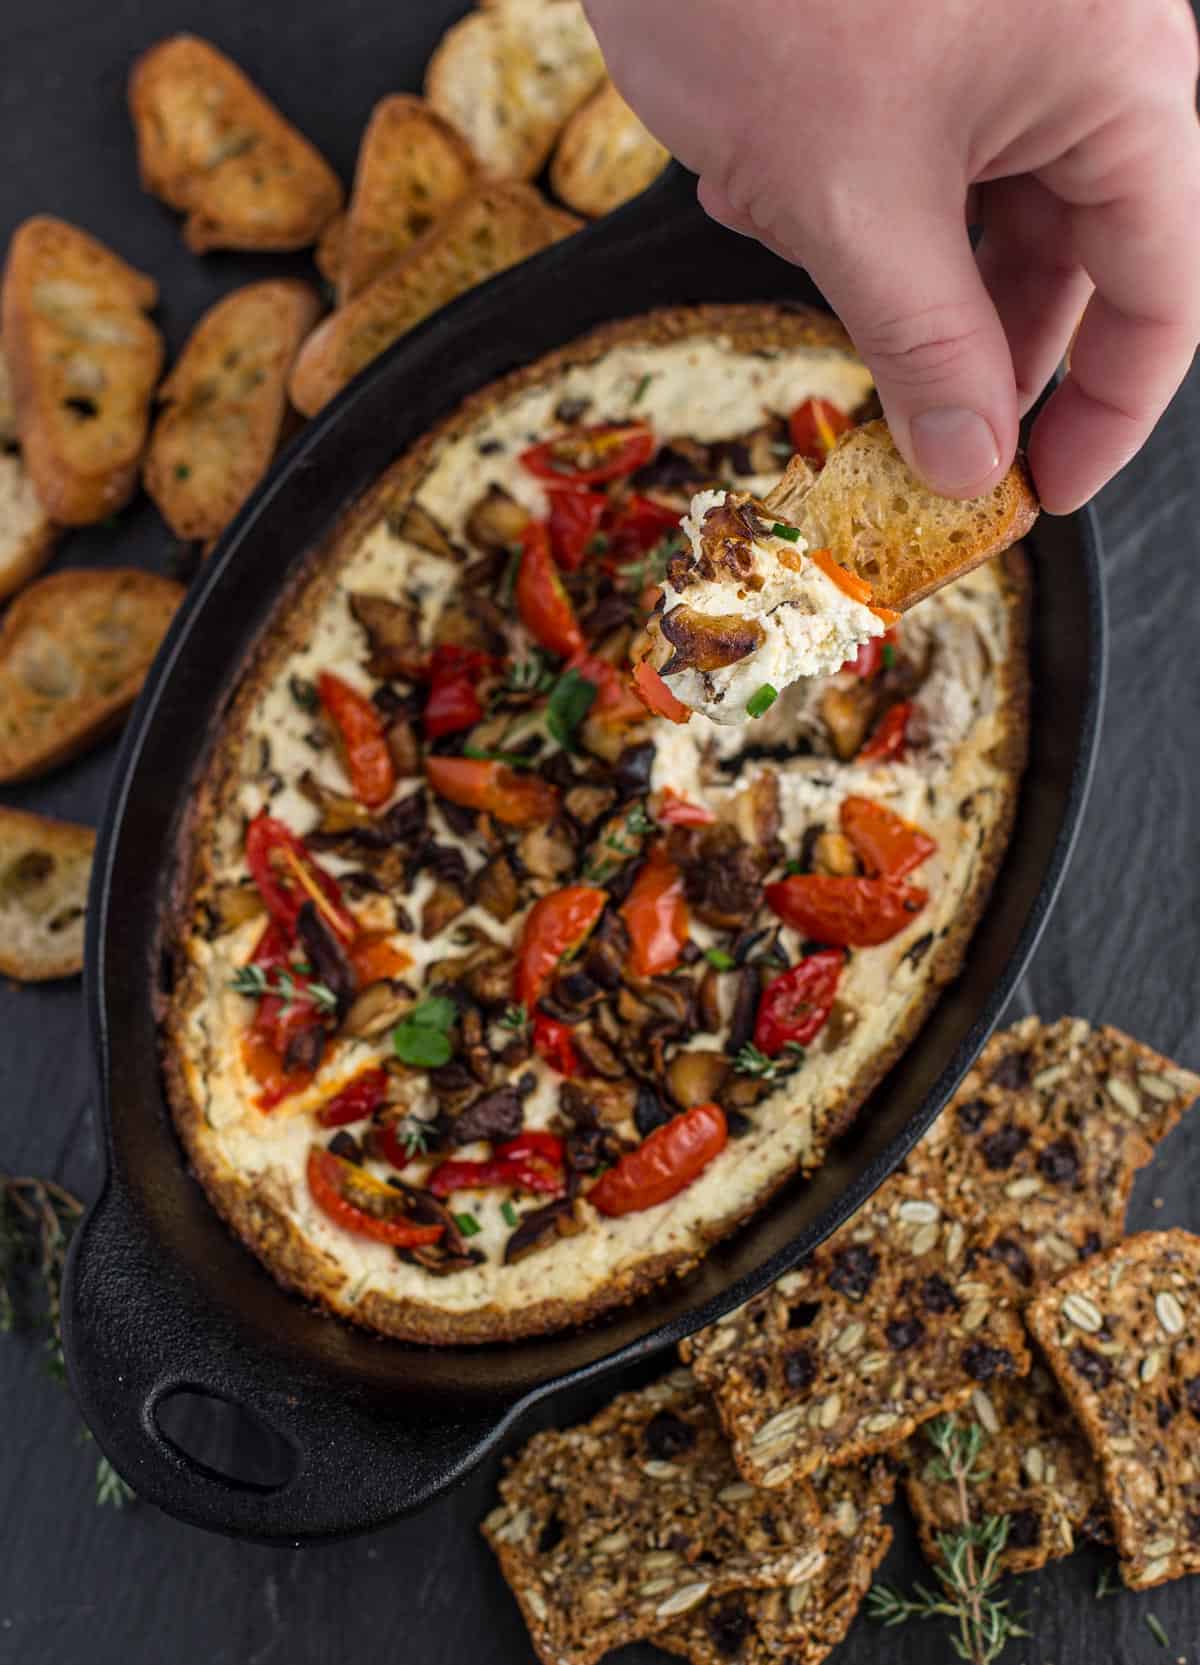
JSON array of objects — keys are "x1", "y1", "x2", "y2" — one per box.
[{"x1": 160, "y1": 303, "x2": 1031, "y2": 1345}]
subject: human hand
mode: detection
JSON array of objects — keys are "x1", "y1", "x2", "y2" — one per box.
[{"x1": 584, "y1": 0, "x2": 1200, "y2": 511}]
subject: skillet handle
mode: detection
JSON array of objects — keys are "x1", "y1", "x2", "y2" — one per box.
[{"x1": 62, "y1": 1183, "x2": 510, "y2": 1543}]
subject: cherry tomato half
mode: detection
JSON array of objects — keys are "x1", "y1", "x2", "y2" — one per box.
[
  {"x1": 789, "y1": 397, "x2": 851, "y2": 464},
  {"x1": 840, "y1": 795, "x2": 936, "y2": 881},
  {"x1": 521, "y1": 422, "x2": 656, "y2": 486},
  {"x1": 589, "y1": 1103, "x2": 727, "y2": 1216},
  {"x1": 306, "y1": 1147, "x2": 443, "y2": 1246},
  {"x1": 621, "y1": 844, "x2": 689, "y2": 978},
  {"x1": 515, "y1": 885, "x2": 608, "y2": 1008},
  {"x1": 318, "y1": 670, "x2": 396, "y2": 809},
  {"x1": 425, "y1": 756, "x2": 560, "y2": 827},
  {"x1": 753, "y1": 950, "x2": 844, "y2": 1056},
  {"x1": 765, "y1": 874, "x2": 928, "y2": 947}
]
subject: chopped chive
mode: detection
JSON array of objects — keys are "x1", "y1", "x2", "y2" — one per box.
[
  {"x1": 882, "y1": 644, "x2": 896, "y2": 669},
  {"x1": 501, "y1": 1200, "x2": 519, "y2": 1228},
  {"x1": 746, "y1": 684, "x2": 778, "y2": 719},
  {"x1": 704, "y1": 947, "x2": 735, "y2": 971},
  {"x1": 1145, "y1": 1615, "x2": 1169, "y2": 1649},
  {"x1": 632, "y1": 372, "x2": 653, "y2": 404},
  {"x1": 770, "y1": 522, "x2": 802, "y2": 542},
  {"x1": 174, "y1": 462, "x2": 192, "y2": 480},
  {"x1": 462, "y1": 744, "x2": 536, "y2": 769},
  {"x1": 783, "y1": 859, "x2": 804, "y2": 876},
  {"x1": 454, "y1": 1211, "x2": 482, "y2": 1238}
]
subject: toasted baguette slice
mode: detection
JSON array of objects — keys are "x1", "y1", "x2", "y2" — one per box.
[
  {"x1": 0, "y1": 808, "x2": 95, "y2": 980},
  {"x1": 336, "y1": 95, "x2": 477, "y2": 303},
  {"x1": 289, "y1": 183, "x2": 580, "y2": 416},
  {"x1": 764, "y1": 420, "x2": 1039, "y2": 610},
  {"x1": 129, "y1": 35, "x2": 344, "y2": 252},
  {"x1": 144, "y1": 280, "x2": 321, "y2": 544},
  {"x1": 550, "y1": 80, "x2": 670, "y2": 217},
  {"x1": 0, "y1": 568, "x2": 183, "y2": 782},
  {"x1": 1, "y1": 218, "x2": 164, "y2": 526},
  {"x1": 0, "y1": 336, "x2": 58, "y2": 601},
  {"x1": 425, "y1": 0, "x2": 605, "y2": 180}
]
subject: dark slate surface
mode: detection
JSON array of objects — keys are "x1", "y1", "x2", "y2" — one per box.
[{"x1": 1, "y1": 2, "x2": 1198, "y2": 1662}]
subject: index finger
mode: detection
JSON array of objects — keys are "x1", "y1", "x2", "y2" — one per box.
[{"x1": 1026, "y1": 108, "x2": 1200, "y2": 513}]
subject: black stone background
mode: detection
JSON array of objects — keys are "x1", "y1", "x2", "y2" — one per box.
[{"x1": 1, "y1": 2, "x2": 1198, "y2": 1660}]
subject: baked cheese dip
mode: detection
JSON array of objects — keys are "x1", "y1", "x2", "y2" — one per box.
[{"x1": 163, "y1": 305, "x2": 1029, "y2": 1344}]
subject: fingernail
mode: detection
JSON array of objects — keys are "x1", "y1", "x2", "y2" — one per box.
[{"x1": 909, "y1": 408, "x2": 1001, "y2": 496}]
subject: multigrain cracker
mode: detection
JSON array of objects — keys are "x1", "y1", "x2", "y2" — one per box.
[
  {"x1": 683, "y1": 1176, "x2": 1030, "y2": 1488},
  {"x1": 904, "y1": 1017, "x2": 1200, "y2": 1296},
  {"x1": 657, "y1": 1461, "x2": 894, "y2": 1665},
  {"x1": 1027, "y1": 1230, "x2": 1200, "y2": 1590},
  {"x1": 482, "y1": 1369, "x2": 825, "y2": 1665},
  {"x1": 903, "y1": 1355, "x2": 1110, "y2": 1574}
]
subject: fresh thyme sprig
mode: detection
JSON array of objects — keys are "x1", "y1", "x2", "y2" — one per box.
[
  {"x1": 1, "y1": 1174, "x2": 135, "y2": 1508},
  {"x1": 733, "y1": 1041, "x2": 804, "y2": 1081},
  {"x1": 866, "y1": 1415, "x2": 1027, "y2": 1665},
  {"x1": 500, "y1": 1003, "x2": 530, "y2": 1039},
  {"x1": 228, "y1": 963, "x2": 338, "y2": 1014},
  {"x1": 583, "y1": 804, "x2": 653, "y2": 883}
]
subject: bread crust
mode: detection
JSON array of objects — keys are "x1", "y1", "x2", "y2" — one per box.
[
  {"x1": 550, "y1": 79, "x2": 670, "y2": 218},
  {"x1": 162, "y1": 303, "x2": 1030, "y2": 1344}
]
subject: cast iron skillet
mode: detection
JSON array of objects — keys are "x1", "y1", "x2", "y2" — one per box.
[{"x1": 62, "y1": 163, "x2": 1105, "y2": 1544}]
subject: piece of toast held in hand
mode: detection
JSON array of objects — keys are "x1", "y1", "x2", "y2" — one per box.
[
  {"x1": 550, "y1": 80, "x2": 670, "y2": 217},
  {"x1": 128, "y1": 35, "x2": 344, "y2": 252},
  {"x1": 1, "y1": 218, "x2": 164, "y2": 527},
  {"x1": 0, "y1": 338, "x2": 58, "y2": 601},
  {"x1": 0, "y1": 808, "x2": 95, "y2": 981},
  {"x1": 764, "y1": 420, "x2": 1039, "y2": 611},
  {"x1": 289, "y1": 183, "x2": 580, "y2": 416},
  {"x1": 0, "y1": 568, "x2": 183, "y2": 783},
  {"x1": 425, "y1": 0, "x2": 605, "y2": 181},
  {"x1": 336, "y1": 95, "x2": 477, "y2": 303},
  {"x1": 144, "y1": 279, "x2": 321, "y2": 544}
]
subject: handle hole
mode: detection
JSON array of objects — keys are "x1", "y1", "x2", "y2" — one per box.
[{"x1": 154, "y1": 1388, "x2": 297, "y2": 1493}]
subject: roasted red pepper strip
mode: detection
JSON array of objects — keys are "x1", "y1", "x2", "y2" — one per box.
[
  {"x1": 589, "y1": 1102, "x2": 727, "y2": 1216},
  {"x1": 423, "y1": 644, "x2": 492, "y2": 738},
  {"x1": 621, "y1": 843, "x2": 689, "y2": 978},
  {"x1": 532, "y1": 1012, "x2": 579, "y2": 1076},
  {"x1": 631, "y1": 660, "x2": 692, "y2": 724},
  {"x1": 314, "y1": 1067, "x2": 390, "y2": 1128},
  {"x1": 242, "y1": 1030, "x2": 315, "y2": 1111},
  {"x1": 604, "y1": 493, "x2": 681, "y2": 562},
  {"x1": 656, "y1": 786, "x2": 715, "y2": 827},
  {"x1": 548, "y1": 488, "x2": 607, "y2": 570},
  {"x1": 245, "y1": 814, "x2": 358, "y2": 943},
  {"x1": 317, "y1": 670, "x2": 396, "y2": 809},
  {"x1": 840, "y1": 795, "x2": 936, "y2": 881},
  {"x1": 765, "y1": 874, "x2": 928, "y2": 947},
  {"x1": 427, "y1": 1133, "x2": 566, "y2": 1198},
  {"x1": 515, "y1": 521, "x2": 585, "y2": 657},
  {"x1": 520, "y1": 422, "x2": 655, "y2": 486},
  {"x1": 425, "y1": 755, "x2": 560, "y2": 826},
  {"x1": 306, "y1": 1147, "x2": 443, "y2": 1245},
  {"x1": 515, "y1": 885, "x2": 608, "y2": 1008},
  {"x1": 789, "y1": 397, "x2": 851, "y2": 464},
  {"x1": 859, "y1": 701, "x2": 913, "y2": 763},
  {"x1": 753, "y1": 950, "x2": 844, "y2": 1056}
]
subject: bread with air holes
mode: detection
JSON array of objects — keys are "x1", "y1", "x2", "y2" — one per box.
[{"x1": 0, "y1": 808, "x2": 95, "y2": 980}]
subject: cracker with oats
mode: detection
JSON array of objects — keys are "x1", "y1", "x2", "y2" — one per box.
[
  {"x1": 903, "y1": 1355, "x2": 1110, "y2": 1575},
  {"x1": 903, "y1": 1016, "x2": 1199, "y2": 1297},
  {"x1": 1026, "y1": 1229, "x2": 1200, "y2": 1590},
  {"x1": 657, "y1": 1461, "x2": 894, "y2": 1665},
  {"x1": 482, "y1": 1369, "x2": 825, "y2": 1665},
  {"x1": 683, "y1": 1177, "x2": 1030, "y2": 1490}
]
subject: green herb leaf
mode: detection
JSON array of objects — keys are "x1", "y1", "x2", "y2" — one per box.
[
  {"x1": 632, "y1": 372, "x2": 653, "y2": 404},
  {"x1": 174, "y1": 463, "x2": 191, "y2": 481},
  {"x1": 770, "y1": 522, "x2": 801, "y2": 542},
  {"x1": 587, "y1": 533, "x2": 609, "y2": 556},
  {"x1": 288, "y1": 674, "x2": 319, "y2": 712},
  {"x1": 306, "y1": 981, "x2": 340, "y2": 1014},
  {"x1": 504, "y1": 649, "x2": 556, "y2": 695},
  {"x1": 546, "y1": 666, "x2": 598, "y2": 750},
  {"x1": 881, "y1": 643, "x2": 896, "y2": 669},
  {"x1": 500, "y1": 1003, "x2": 530, "y2": 1034},
  {"x1": 462, "y1": 744, "x2": 536, "y2": 770},
  {"x1": 95, "y1": 1452, "x2": 136, "y2": 1509},
  {"x1": 229, "y1": 964, "x2": 270, "y2": 999},
  {"x1": 1094, "y1": 1565, "x2": 1120, "y2": 1599},
  {"x1": 783, "y1": 859, "x2": 804, "y2": 876},
  {"x1": 746, "y1": 684, "x2": 778, "y2": 719},
  {"x1": 1146, "y1": 1615, "x2": 1169, "y2": 1649},
  {"x1": 393, "y1": 997, "x2": 457, "y2": 1069},
  {"x1": 499, "y1": 546, "x2": 522, "y2": 606},
  {"x1": 454, "y1": 1211, "x2": 482, "y2": 1238},
  {"x1": 501, "y1": 1200, "x2": 519, "y2": 1228},
  {"x1": 704, "y1": 947, "x2": 735, "y2": 970},
  {"x1": 396, "y1": 1118, "x2": 433, "y2": 1158}
]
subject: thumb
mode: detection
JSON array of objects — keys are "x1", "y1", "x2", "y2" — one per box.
[{"x1": 801, "y1": 191, "x2": 1019, "y2": 498}]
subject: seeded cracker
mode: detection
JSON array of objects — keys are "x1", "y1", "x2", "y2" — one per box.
[
  {"x1": 682, "y1": 1176, "x2": 1029, "y2": 1489},
  {"x1": 657, "y1": 1461, "x2": 894, "y2": 1665},
  {"x1": 903, "y1": 1017, "x2": 1200, "y2": 1296},
  {"x1": 903, "y1": 1355, "x2": 1110, "y2": 1574},
  {"x1": 1026, "y1": 1230, "x2": 1200, "y2": 1590},
  {"x1": 481, "y1": 1369, "x2": 825, "y2": 1665}
]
